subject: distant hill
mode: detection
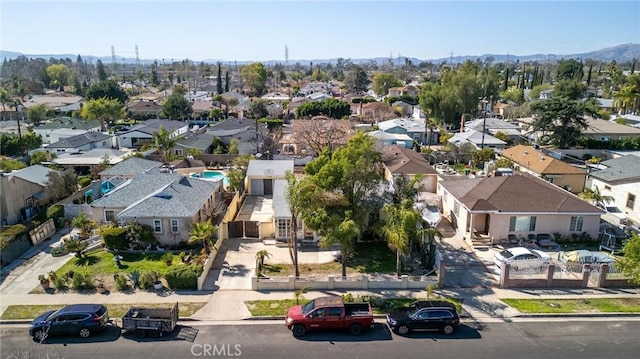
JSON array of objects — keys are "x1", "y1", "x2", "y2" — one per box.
[{"x1": 2, "y1": 43, "x2": 639, "y2": 66}]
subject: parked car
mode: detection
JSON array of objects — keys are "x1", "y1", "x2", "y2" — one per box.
[
  {"x1": 493, "y1": 247, "x2": 552, "y2": 269},
  {"x1": 558, "y1": 250, "x2": 614, "y2": 264},
  {"x1": 285, "y1": 296, "x2": 374, "y2": 337},
  {"x1": 386, "y1": 301, "x2": 460, "y2": 335},
  {"x1": 29, "y1": 304, "x2": 109, "y2": 341}
]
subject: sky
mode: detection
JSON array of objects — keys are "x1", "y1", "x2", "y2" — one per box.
[{"x1": 1, "y1": 0, "x2": 639, "y2": 62}]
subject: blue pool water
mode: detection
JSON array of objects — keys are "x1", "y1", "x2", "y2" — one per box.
[{"x1": 191, "y1": 171, "x2": 229, "y2": 186}]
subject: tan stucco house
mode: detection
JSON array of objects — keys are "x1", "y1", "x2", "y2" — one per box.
[
  {"x1": 437, "y1": 173, "x2": 603, "y2": 243},
  {"x1": 499, "y1": 145, "x2": 587, "y2": 193},
  {"x1": 0, "y1": 165, "x2": 60, "y2": 225}
]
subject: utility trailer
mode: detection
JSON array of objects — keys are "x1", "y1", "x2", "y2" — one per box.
[{"x1": 121, "y1": 302, "x2": 179, "y2": 338}]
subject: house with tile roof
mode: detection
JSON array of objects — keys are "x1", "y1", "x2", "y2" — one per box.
[
  {"x1": 285, "y1": 119, "x2": 355, "y2": 155},
  {"x1": 90, "y1": 172, "x2": 223, "y2": 246},
  {"x1": 499, "y1": 145, "x2": 587, "y2": 193},
  {"x1": 388, "y1": 85, "x2": 418, "y2": 97},
  {"x1": 381, "y1": 145, "x2": 438, "y2": 193},
  {"x1": 127, "y1": 101, "x2": 163, "y2": 120},
  {"x1": 437, "y1": 173, "x2": 603, "y2": 243},
  {"x1": 0, "y1": 165, "x2": 60, "y2": 225},
  {"x1": 586, "y1": 155, "x2": 640, "y2": 225}
]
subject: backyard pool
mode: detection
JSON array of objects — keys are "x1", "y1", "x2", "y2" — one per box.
[{"x1": 191, "y1": 170, "x2": 229, "y2": 186}]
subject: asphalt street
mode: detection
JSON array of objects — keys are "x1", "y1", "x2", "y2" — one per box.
[{"x1": 1, "y1": 319, "x2": 640, "y2": 359}]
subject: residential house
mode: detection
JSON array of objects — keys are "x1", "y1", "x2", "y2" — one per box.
[
  {"x1": 90, "y1": 173, "x2": 223, "y2": 246},
  {"x1": 261, "y1": 92, "x2": 291, "y2": 102},
  {"x1": 284, "y1": 119, "x2": 355, "y2": 155},
  {"x1": 99, "y1": 157, "x2": 163, "y2": 182},
  {"x1": 22, "y1": 93, "x2": 84, "y2": 112},
  {"x1": 173, "y1": 130, "x2": 215, "y2": 156},
  {"x1": 378, "y1": 117, "x2": 426, "y2": 145},
  {"x1": 0, "y1": 165, "x2": 60, "y2": 225},
  {"x1": 191, "y1": 100, "x2": 217, "y2": 120},
  {"x1": 0, "y1": 120, "x2": 31, "y2": 136},
  {"x1": 381, "y1": 145, "x2": 439, "y2": 193},
  {"x1": 44, "y1": 132, "x2": 115, "y2": 155},
  {"x1": 306, "y1": 92, "x2": 333, "y2": 102},
  {"x1": 244, "y1": 160, "x2": 294, "y2": 196},
  {"x1": 499, "y1": 145, "x2": 587, "y2": 193},
  {"x1": 391, "y1": 100, "x2": 415, "y2": 116},
  {"x1": 185, "y1": 91, "x2": 211, "y2": 102},
  {"x1": 354, "y1": 102, "x2": 397, "y2": 122},
  {"x1": 581, "y1": 118, "x2": 640, "y2": 141},
  {"x1": 437, "y1": 173, "x2": 603, "y2": 242},
  {"x1": 586, "y1": 155, "x2": 640, "y2": 225},
  {"x1": 448, "y1": 129, "x2": 507, "y2": 152},
  {"x1": 272, "y1": 179, "x2": 314, "y2": 241},
  {"x1": 127, "y1": 101, "x2": 163, "y2": 120},
  {"x1": 208, "y1": 117, "x2": 265, "y2": 155},
  {"x1": 539, "y1": 89, "x2": 553, "y2": 99},
  {"x1": 116, "y1": 119, "x2": 188, "y2": 149},
  {"x1": 33, "y1": 118, "x2": 102, "y2": 144},
  {"x1": 463, "y1": 117, "x2": 523, "y2": 142},
  {"x1": 492, "y1": 102, "x2": 510, "y2": 119},
  {"x1": 51, "y1": 148, "x2": 128, "y2": 167},
  {"x1": 595, "y1": 98, "x2": 614, "y2": 113},
  {"x1": 368, "y1": 130, "x2": 414, "y2": 149},
  {"x1": 388, "y1": 85, "x2": 418, "y2": 97}
]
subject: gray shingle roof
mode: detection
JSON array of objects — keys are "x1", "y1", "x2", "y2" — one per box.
[
  {"x1": 440, "y1": 174, "x2": 601, "y2": 213},
  {"x1": 589, "y1": 155, "x2": 640, "y2": 183},
  {"x1": 46, "y1": 132, "x2": 113, "y2": 149},
  {"x1": 99, "y1": 157, "x2": 163, "y2": 177},
  {"x1": 116, "y1": 176, "x2": 220, "y2": 218},
  {"x1": 120, "y1": 119, "x2": 186, "y2": 135},
  {"x1": 36, "y1": 118, "x2": 101, "y2": 130},
  {"x1": 8, "y1": 164, "x2": 59, "y2": 186}
]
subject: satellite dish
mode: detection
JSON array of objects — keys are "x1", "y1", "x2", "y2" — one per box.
[{"x1": 264, "y1": 168, "x2": 274, "y2": 177}]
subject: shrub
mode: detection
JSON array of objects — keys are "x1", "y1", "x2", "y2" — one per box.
[
  {"x1": 140, "y1": 270, "x2": 162, "y2": 290},
  {"x1": 0, "y1": 224, "x2": 28, "y2": 250},
  {"x1": 164, "y1": 264, "x2": 203, "y2": 290},
  {"x1": 46, "y1": 205, "x2": 65, "y2": 228},
  {"x1": 52, "y1": 276, "x2": 68, "y2": 290},
  {"x1": 77, "y1": 175, "x2": 92, "y2": 188},
  {"x1": 71, "y1": 271, "x2": 94, "y2": 290},
  {"x1": 114, "y1": 274, "x2": 129, "y2": 291},
  {"x1": 51, "y1": 244, "x2": 69, "y2": 257},
  {"x1": 102, "y1": 227, "x2": 129, "y2": 250}
]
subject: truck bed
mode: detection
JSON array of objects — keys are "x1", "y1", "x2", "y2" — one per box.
[
  {"x1": 344, "y1": 302, "x2": 372, "y2": 316},
  {"x1": 121, "y1": 303, "x2": 179, "y2": 334}
]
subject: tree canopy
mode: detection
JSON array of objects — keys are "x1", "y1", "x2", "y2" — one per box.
[
  {"x1": 162, "y1": 91, "x2": 193, "y2": 120},
  {"x1": 295, "y1": 98, "x2": 350, "y2": 119},
  {"x1": 240, "y1": 62, "x2": 268, "y2": 96},
  {"x1": 80, "y1": 98, "x2": 125, "y2": 131},
  {"x1": 85, "y1": 80, "x2": 128, "y2": 104},
  {"x1": 530, "y1": 96, "x2": 601, "y2": 148},
  {"x1": 372, "y1": 72, "x2": 402, "y2": 96},
  {"x1": 343, "y1": 65, "x2": 370, "y2": 93},
  {"x1": 45, "y1": 64, "x2": 71, "y2": 88}
]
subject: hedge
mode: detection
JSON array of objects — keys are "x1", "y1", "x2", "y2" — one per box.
[
  {"x1": 46, "y1": 205, "x2": 65, "y2": 228},
  {"x1": 164, "y1": 264, "x2": 203, "y2": 290},
  {"x1": 102, "y1": 227, "x2": 128, "y2": 250},
  {"x1": 77, "y1": 175, "x2": 92, "y2": 188}
]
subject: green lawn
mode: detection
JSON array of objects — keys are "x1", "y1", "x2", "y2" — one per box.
[
  {"x1": 55, "y1": 250, "x2": 183, "y2": 277},
  {"x1": 263, "y1": 241, "x2": 397, "y2": 276},
  {"x1": 502, "y1": 298, "x2": 640, "y2": 313},
  {"x1": 1, "y1": 302, "x2": 206, "y2": 320}
]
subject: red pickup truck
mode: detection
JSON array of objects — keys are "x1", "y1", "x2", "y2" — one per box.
[{"x1": 285, "y1": 296, "x2": 375, "y2": 337}]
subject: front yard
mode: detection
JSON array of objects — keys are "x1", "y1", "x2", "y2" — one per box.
[
  {"x1": 1, "y1": 302, "x2": 206, "y2": 320},
  {"x1": 502, "y1": 298, "x2": 640, "y2": 313},
  {"x1": 262, "y1": 241, "x2": 398, "y2": 277}
]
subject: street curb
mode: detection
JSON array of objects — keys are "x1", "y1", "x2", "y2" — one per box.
[{"x1": 513, "y1": 312, "x2": 640, "y2": 318}]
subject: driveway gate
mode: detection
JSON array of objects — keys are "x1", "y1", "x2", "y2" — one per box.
[
  {"x1": 228, "y1": 221, "x2": 244, "y2": 238},
  {"x1": 244, "y1": 221, "x2": 260, "y2": 238}
]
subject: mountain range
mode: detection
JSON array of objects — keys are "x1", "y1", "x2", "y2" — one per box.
[{"x1": 1, "y1": 43, "x2": 639, "y2": 66}]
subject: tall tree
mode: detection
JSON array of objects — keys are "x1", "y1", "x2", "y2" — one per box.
[
  {"x1": 239, "y1": 62, "x2": 268, "y2": 95},
  {"x1": 380, "y1": 199, "x2": 421, "y2": 278},
  {"x1": 225, "y1": 70, "x2": 230, "y2": 92},
  {"x1": 80, "y1": 98, "x2": 125, "y2": 131},
  {"x1": 372, "y1": 72, "x2": 402, "y2": 97},
  {"x1": 150, "y1": 125, "x2": 179, "y2": 164},
  {"x1": 284, "y1": 171, "x2": 318, "y2": 278},
  {"x1": 616, "y1": 232, "x2": 640, "y2": 284},
  {"x1": 578, "y1": 186, "x2": 614, "y2": 205},
  {"x1": 26, "y1": 103, "x2": 47, "y2": 126},
  {"x1": 84, "y1": 80, "x2": 128, "y2": 103},
  {"x1": 553, "y1": 80, "x2": 586, "y2": 100},
  {"x1": 45, "y1": 64, "x2": 71, "y2": 88},
  {"x1": 162, "y1": 90, "x2": 192, "y2": 120},
  {"x1": 96, "y1": 59, "x2": 107, "y2": 81},
  {"x1": 530, "y1": 96, "x2": 601, "y2": 148},
  {"x1": 343, "y1": 65, "x2": 370, "y2": 93},
  {"x1": 216, "y1": 63, "x2": 223, "y2": 94}
]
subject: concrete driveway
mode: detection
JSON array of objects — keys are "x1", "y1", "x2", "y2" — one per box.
[{"x1": 200, "y1": 238, "x2": 338, "y2": 291}]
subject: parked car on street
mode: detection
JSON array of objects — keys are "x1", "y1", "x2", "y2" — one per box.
[
  {"x1": 558, "y1": 250, "x2": 614, "y2": 264},
  {"x1": 285, "y1": 296, "x2": 374, "y2": 337},
  {"x1": 29, "y1": 304, "x2": 109, "y2": 341},
  {"x1": 386, "y1": 301, "x2": 460, "y2": 335},
  {"x1": 493, "y1": 247, "x2": 552, "y2": 269}
]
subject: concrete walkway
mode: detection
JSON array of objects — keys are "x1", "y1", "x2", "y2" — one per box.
[{"x1": 1, "y1": 227, "x2": 639, "y2": 324}]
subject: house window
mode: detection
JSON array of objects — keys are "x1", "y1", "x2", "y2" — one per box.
[
  {"x1": 627, "y1": 194, "x2": 636, "y2": 210},
  {"x1": 170, "y1": 219, "x2": 179, "y2": 233},
  {"x1": 277, "y1": 219, "x2": 290, "y2": 239},
  {"x1": 509, "y1": 216, "x2": 537, "y2": 232},
  {"x1": 174, "y1": 149, "x2": 183, "y2": 156},
  {"x1": 569, "y1": 216, "x2": 584, "y2": 232},
  {"x1": 604, "y1": 185, "x2": 611, "y2": 191},
  {"x1": 453, "y1": 201, "x2": 460, "y2": 217},
  {"x1": 153, "y1": 219, "x2": 162, "y2": 233},
  {"x1": 104, "y1": 210, "x2": 116, "y2": 223},
  {"x1": 102, "y1": 141, "x2": 107, "y2": 146}
]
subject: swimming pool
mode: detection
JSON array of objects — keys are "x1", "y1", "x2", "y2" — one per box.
[{"x1": 191, "y1": 170, "x2": 229, "y2": 186}]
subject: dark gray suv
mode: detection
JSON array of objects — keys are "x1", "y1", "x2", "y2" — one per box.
[{"x1": 29, "y1": 304, "x2": 109, "y2": 341}]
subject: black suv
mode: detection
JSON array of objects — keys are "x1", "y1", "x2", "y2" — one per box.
[
  {"x1": 29, "y1": 304, "x2": 109, "y2": 341},
  {"x1": 386, "y1": 301, "x2": 460, "y2": 335}
]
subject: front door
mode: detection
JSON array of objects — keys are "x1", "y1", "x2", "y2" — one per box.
[{"x1": 263, "y1": 179, "x2": 273, "y2": 195}]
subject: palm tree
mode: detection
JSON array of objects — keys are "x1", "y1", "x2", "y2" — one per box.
[
  {"x1": 189, "y1": 221, "x2": 218, "y2": 252},
  {"x1": 579, "y1": 186, "x2": 614, "y2": 206},
  {"x1": 387, "y1": 174, "x2": 424, "y2": 206},
  {"x1": 380, "y1": 200, "x2": 421, "y2": 278},
  {"x1": 150, "y1": 126, "x2": 179, "y2": 164},
  {"x1": 71, "y1": 212, "x2": 96, "y2": 238},
  {"x1": 65, "y1": 238, "x2": 88, "y2": 258},
  {"x1": 420, "y1": 227, "x2": 443, "y2": 270},
  {"x1": 0, "y1": 88, "x2": 10, "y2": 115},
  {"x1": 284, "y1": 172, "x2": 318, "y2": 278},
  {"x1": 293, "y1": 286, "x2": 311, "y2": 305},
  {"x1": 255, "y1": 250, "x2": 271, "y2": 275},
  {"x1": 328, "y1": 218, "x2": 361, "y2": 279},
  {"x1": 425, "y1": 117, "x2": 439, "y2": 149}
]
